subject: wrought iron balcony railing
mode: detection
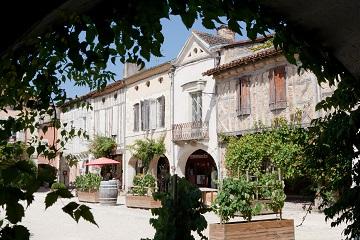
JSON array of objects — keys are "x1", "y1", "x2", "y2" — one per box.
[{"x1": 172, "y1": 121, "x2": 209, "y2": 141}]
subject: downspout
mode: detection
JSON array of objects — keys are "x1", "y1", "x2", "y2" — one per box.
[
  {"x1": 170, "y1": 66, "x2": 176, "y2": 175},
  {"x1": 122, "y1": 88, "x2": 127, "y2": 190},
  {"x1": 215, "y1": 51, "x2": 222, "y2": 184}
]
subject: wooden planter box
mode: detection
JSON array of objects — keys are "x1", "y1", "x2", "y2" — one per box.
[
  {"x1": 209, "y1": 219, "x2": 294, "y2": 240},
  {"x1": 125, "y1": 195, "x2": 161, "y2": 209},
  {"x1": 77, "y1": 190, "x2": 99, "y2": 203}
]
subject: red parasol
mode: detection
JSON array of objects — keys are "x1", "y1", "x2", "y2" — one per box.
[{"x1": 85, "y1": 157, "x2": 120, "y2": 167}]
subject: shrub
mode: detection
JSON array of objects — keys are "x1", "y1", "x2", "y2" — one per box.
[
  {"x1": 38, "y1": 164, "x2": 57, "y2": 187},
  {"x1": 146, "y1": 176, "x2": 208, "y2": 240},
  {"x1": 51, "y1": 182, "x2": 66, "y2": 190},
  {"x1": 75, "y1": 173, "x2": 102, "y2": 192},
  {"x1": 89, "y1": 135, "x2": 117, "y2": 158},
  {"x1": 131, "y1": 174, "x2": 156, "y2": 196},
  {"x1": 128, "y1": 136, "x2": 165, "y2": 173}
]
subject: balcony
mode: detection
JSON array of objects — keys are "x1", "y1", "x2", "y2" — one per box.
[{"x1": 172, "y1": 121, "x2": 209, "y2": 141}]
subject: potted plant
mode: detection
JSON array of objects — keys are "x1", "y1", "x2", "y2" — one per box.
[
  {"x1": 209, "y1": 119, "x2": 304, "y2": 240},
  {"x1": 210, "y1": 176, "x2": 293, "y2": 240},
  {"x1": 126, "y1": 136, "x2": 165, "y2": 208},
  {"x1": 75, "y1": 173, "x2": 102, "y2": 203},
  {"x1": 126, "y1": 173, "x2": 161, "y2": 209}
]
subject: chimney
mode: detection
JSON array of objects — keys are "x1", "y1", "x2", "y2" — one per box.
[
  {"x1": 216, "y1": 25, "x2": 235, "y2": 41},
  {"x1": 123, "y1": 62, "x2": 142, "y2": 78}
]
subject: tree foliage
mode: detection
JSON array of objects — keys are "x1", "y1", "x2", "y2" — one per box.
[
  {"x1": 128, "y1": 136, "x2": 165, "y2": 173},
  {"x1": 131, "y1": 174, "x2": 156, "y2": 196},
  {"x1": 225, "y1": 117, "x2": 308, "y2": 180},
  {"x1": 145, "y1": 176, "x2": 208, "y2": 240},
  {"x1": 89, "y1": 135, "x2": 117, "y2": 158},
  {"x1": 0, "y1": 0, "x2": 358, "y2": 238}
]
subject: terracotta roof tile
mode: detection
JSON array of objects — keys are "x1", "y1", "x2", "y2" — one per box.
[{"x1": 203, "y1": 48, "x2": 282, "y2": 76}]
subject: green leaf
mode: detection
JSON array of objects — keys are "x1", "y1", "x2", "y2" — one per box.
[
  {"x1": 77, "y1": 205, "x2": 98, "y2": 226},
  {"x1": 6, "y1": 203, "x2": 25, "y2": 224},
  {"x1": 45, "y1": 189, "x2": 73, "y2": 209},
  {"x1": 45, "y1": 191, "x2": 58, "y2": 209},
  {"x1": 62, "y1": 201, "x2": 79, "y2": 219},
  {"x1": 0, "y1": 225, "x2": 30, "y2": 240}
]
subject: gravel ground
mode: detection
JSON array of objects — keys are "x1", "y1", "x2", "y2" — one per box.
[{"x1": 21, "y1": 191, "x2": 346, "y2": 240}]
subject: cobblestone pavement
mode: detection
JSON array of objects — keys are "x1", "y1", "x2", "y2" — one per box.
[{"x1": 21, "y1": 192, "x2": 345, "y2": 240}]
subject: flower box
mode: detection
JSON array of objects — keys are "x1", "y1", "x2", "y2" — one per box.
[
  {"x1": 125, "y1": 195, "x2": 161, "y2": 209},
  {"x1": 209, "y1": 219, "x2": 294, "y2": 240},
  {"x1": 77, "y1": 190, "x2": 99, "y2": 203}
]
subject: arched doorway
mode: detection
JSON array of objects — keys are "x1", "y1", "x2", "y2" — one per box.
[
  {"x1": 185, "y1": 150, "x2": 217, "y2": 188},
  {"x1": 157, "y1": 156, "x2": 170, "y2": 192}
]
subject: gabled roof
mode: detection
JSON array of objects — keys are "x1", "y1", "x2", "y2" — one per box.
[
  {"x1": 193, "y1": 30, "x2": 234, "y2": 47},
  {"x1": 203, "y1": 48, "x2": 282, "y2": 76}
]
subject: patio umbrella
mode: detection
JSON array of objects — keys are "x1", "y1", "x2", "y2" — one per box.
[{"x1": 85, "y1": 157, "x2": 120, "y2": 167}]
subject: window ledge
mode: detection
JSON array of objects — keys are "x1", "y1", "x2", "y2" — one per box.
[
  {"x1": 237, "y1": 108, "x2": 251, "y2": 116},
  {"x1": 269, "y1": 101, "x2": 287, "y2": 111}
]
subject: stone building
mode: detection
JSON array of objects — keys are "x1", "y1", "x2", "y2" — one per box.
[{"x1": 203, "y1": 40, "x2": 334, "y2": 178}]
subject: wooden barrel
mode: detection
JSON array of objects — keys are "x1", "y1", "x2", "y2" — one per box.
[{"x1": 99, "y1": 180, "x2": 118, "y2": 205}]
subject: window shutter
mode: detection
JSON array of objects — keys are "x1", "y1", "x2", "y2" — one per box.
[
  {"x1": 157, "y1": 96, "x2": 165, "y2": 128},
  {"x1": 274, "y1": 66, "x2": 286, "y2": 109},
  {"x1": 269, "y1": 70, "x2": 276, "y2": 110},
  {"x1": 140, "y1": 101, "x2": 144, "y2": 130},
  {"x1": 145, "y1": 100, "x2": 150, "y2": 130},
  {"x1": 133, "y1": 104, "x2": 139, "y2": 131},
  {"x1": 150, "y1": 99, "x2": 157, "y2": 130},
  {"x1": 236, "y1": 80, "x2": 241, "y2": 114},
  {"x1": 240, "y1": 76, "x2": 251, "y2": 115},
  {"x1": 112, "y1": 106, "x2": 118, "y2": 135}
]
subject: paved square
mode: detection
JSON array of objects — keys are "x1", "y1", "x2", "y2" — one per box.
[{"x1": 21, "y1": 192, "x2": 345, "y2": 240}]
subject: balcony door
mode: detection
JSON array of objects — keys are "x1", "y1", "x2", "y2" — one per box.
[{"x1": 191, "y1": 91, "x2": 202, "y2": 123}]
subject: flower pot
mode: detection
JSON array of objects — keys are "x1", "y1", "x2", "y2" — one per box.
[
  {"x1": 77, "y1": 190, "x2": 99, "y2": 203},
  {"x1": 125, "y1": 195, "x2": 161, "y2": 209},
  {"x1": 209, "y1": 219, "x2": 294, "y2": 240}
]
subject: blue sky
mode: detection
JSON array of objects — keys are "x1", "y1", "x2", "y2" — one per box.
[{"x1": 64, "y1": 16, "x2": 248, "y2": 98}]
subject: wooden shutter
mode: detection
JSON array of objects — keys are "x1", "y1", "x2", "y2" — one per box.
[
  {"x1": 274, "y1": 66, "x2": 286, "y2": 109},
  {"x1": 140, "y1": 101, "x2": 144, "y2": 130},
  {"x1": 133, "y1": 104, "x2": 139, "y2": 131},
  {"x1": 239, "y1": 76, "x2": 251, "y2": 115},
  {"x1": 150, "y1": 99, "x2": 157, "y2": 129},
  {"x1": 236, "y1": 80, "x2": 241, "y2": 114},
  {"x1": 157, "y1": 96, "x2": 165, "y2": 128},
  {"x1": 269, "y1": 70, "x2": 276, "y2": 110},
  {"x1": 144, "y1": 100, "x2": 150, "y2": 130},
  {"x1": 112, "y1": 106, "x2": 118, "y2": 134}
]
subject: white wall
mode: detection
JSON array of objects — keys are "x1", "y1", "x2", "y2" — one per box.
[
  {"x1": 124, "y1": 71, "x2": 173, "y2": 189},
  {"x1": 93, "y1": 89, "x2": 126, "y2": 149},
  {"x1": 173, "y1": 57, "x2": 219, "y2": 176}
]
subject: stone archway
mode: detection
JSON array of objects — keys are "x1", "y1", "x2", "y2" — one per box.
[{"x1": 185, "y1": 149, "x2": 217, "y2": 188}]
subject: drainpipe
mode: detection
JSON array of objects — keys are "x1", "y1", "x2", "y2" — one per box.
[
  {"x1": 123, "y1": 89, "x2": 127, "y2": 190},
  {"x1": 169, "y1": 66, "x2": 176, "y2": 176}
]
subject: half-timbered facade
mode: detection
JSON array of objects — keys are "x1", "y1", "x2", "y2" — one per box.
[{"x1": 204, "y1": 43, "x2": 334, "y2": 176}]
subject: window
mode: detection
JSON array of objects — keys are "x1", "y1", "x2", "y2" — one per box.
[
  {"x1": 191, "y1": 91, "x2": 202, "y2": 122},
  {"x1": 236, "y1": 76, "x2": 251, "y2": 116},
  {"x1": 138, "y1": 97, "x2": 165, "y2": 131},
  {"x1": 269, "y1": 66, "x2": 287, "y2": 110},
  {"x1": 83, "y1": 117, "x2": 87, "y2": 132},
  {"x1": 105, "y1": 108, "x2": 112, "y2": 136},
  {"x1": 141, "y1": 100, "x2": 150, "y2": 131},
  {"x1": 157, "y1": 96, "x2": 165, "y2": 128},
  {"x1": 133, "y1": 103, "x2": 139, "y2": 131}
]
